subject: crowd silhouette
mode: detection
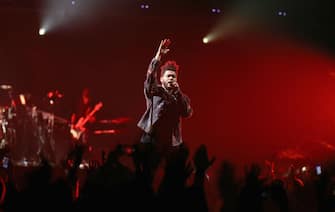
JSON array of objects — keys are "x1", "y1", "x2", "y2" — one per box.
[{"x1": 1, "y1": 140, "x2": 335, "y2": 212}]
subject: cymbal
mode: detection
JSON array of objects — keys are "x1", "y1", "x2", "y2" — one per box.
[
  {"x1": 0, "y1": 84, "x2": 13, "y2": 90},
  {"x1": 36, "y1": 109, "x2": 68, "y2": 124}
]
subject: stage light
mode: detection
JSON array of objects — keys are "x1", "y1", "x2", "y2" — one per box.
[
  {"x1": 211, "y1": 8, "x2": 221, "y2": 14},
  {"x1": 124, "y1": 146, "x2": 134, "y2": 155},
  {"x1": 19, "y1": 94, "x2": 26, "y2": 105},
  {"x1": 277, "y1": 10, "x2": 287, "y2": 16},
  {"x1": 203, "y1": 37, "x2": 209, "y2": 44},
  {"x1": 301, "y1": 166, "x2": 307, "y2": 172},
  {"x1": 71, "y1": 1, "x2": 76, "y2": 5},
  {"x1": 140, "y1": 4, "x2": 150, "y2": 9},
  {"x1": 316, "y1": 165, "x2": 322, "y2": 175},
  {"x1": 39, "y1": 28, "x2": 46, "y2": 36}
]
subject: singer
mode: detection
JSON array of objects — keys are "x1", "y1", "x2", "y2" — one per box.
[{"x1": 137, "y1": 38, "x2": 193, "y2": 172}]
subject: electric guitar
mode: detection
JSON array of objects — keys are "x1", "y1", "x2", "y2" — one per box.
[{"x1": 70, "y1": 101, "x2": 103, "y2": 140}]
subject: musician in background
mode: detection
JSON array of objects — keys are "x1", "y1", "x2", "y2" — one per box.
[{"x1": 70, "y1": 87, "x2": 97, "y2": 146}]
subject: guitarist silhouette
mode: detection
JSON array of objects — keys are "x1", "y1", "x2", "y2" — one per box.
[{"x1": 70, "y1": 88, "x2": 103, "y2": 145}]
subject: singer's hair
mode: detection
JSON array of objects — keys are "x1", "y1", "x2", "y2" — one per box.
[{"x1": 160, "y1": 60, "x2": 179, "y2": 76}]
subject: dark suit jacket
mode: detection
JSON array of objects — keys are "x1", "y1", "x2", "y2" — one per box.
[{"x1": 137, "y1": 58, "x2": 192, "y2": 146}]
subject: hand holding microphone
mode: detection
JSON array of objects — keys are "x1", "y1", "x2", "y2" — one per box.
[
  {"x1": 171, "y1": 81, "x2": 181, "y2": 96},
  {"x1": 171, "y1": 81, "x2": 179, "y2": 89}
]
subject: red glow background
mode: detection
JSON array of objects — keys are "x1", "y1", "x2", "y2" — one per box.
[{"x1": 1, "y1": 6, "x2": 335, "y2": 173}]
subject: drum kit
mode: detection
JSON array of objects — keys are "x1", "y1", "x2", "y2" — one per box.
[
  {"x1": 0, "y1": 85, "x2": 16, "y2": 151},
  {"x1": 0, "y1": 84, "x2": 131, "y2": 167},
  {"x1": 0, "y1": 84, "x2": 71, "y2": 167}
]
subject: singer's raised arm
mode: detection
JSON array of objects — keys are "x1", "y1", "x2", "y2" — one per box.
[{"x1": 143, "y1": 39, "x2": 170, "y2": 98}]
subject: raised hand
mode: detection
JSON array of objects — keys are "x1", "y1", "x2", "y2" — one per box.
[
  {"x1": 154, "y1": 38, "x2": 171, "y2": 60},
  {"x1": 193, "y1": 144, "x2": 216, "y2": 174}
]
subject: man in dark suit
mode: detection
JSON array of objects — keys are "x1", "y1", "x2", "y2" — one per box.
[{"x1": 137, "y1": 39, "x2": 193, "y2": 176}]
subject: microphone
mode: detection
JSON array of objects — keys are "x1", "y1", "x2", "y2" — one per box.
[{"x1": 170, "y1": 82, "x2": 180, "y2": 99}]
